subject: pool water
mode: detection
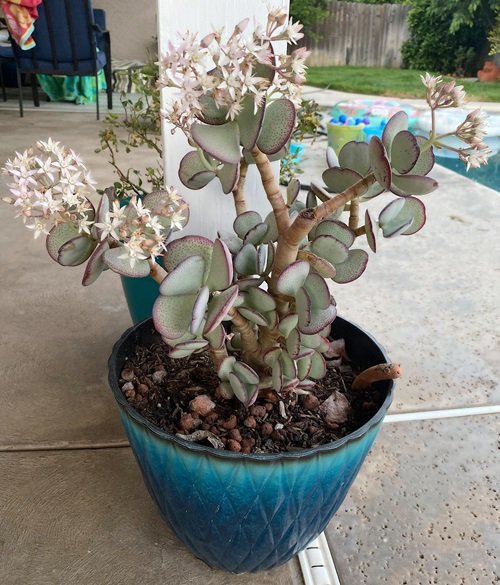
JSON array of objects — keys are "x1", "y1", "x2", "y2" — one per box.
[{"x1": 435, "y1": 151, "x2": 500, "y2": 192}]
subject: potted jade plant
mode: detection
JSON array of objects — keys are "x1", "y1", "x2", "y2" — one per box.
[{"x1": 2, "y1": 10, "x2": 491, "y2": 575}]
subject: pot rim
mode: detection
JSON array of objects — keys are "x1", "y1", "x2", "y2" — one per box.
[{"x1": 108, "y1": 316, "x2": 394, "y2": 462}]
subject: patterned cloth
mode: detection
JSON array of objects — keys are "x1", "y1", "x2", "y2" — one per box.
[
  {"x1": 37, "y1": 71, "x2": 107, "y2": 104},
  {"x1": 0, "y1": 0, "x2": 42, "y2": 49}
]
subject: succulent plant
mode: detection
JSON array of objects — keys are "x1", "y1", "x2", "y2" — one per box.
[{"x1": 1, "y1": 13, "x2": 491, "y2": 414}]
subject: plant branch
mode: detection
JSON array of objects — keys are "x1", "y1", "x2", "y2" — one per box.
[
  {"x1": 232, "y1": 160, "x2": 248, "y2": 216},
  {"x1": 148, "y1": 257, "x2": 167, "y2": 284},
  {"x1": 228, "y1": 308, "x2": 263, "y2": 366},
  {"x1": 349, "y1": 200, "x2": 359, "y2": 230},
  {"x1": 251, "y1": 146, "x2": 290, "y2": 234}
]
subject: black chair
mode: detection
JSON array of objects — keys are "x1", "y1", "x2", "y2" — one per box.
[
  {"x1": 10, "y1": 0, "x2": 112, "y2": 119},
  {"x1": 0, "y1": 45, "x2": 14, "y2": 101}
]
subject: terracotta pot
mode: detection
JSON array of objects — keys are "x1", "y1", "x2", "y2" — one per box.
[{"x1": 108, "y1": 317, "x2": 394, "y2": 573}]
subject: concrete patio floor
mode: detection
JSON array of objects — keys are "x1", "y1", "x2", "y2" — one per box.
[{"x1": 0, "y1": 88, "x2": 499, "y2": 585}]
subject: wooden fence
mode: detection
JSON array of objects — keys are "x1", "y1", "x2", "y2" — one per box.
[{"x1": 304, "y1": 2, "x2": 411, "y2": 68}]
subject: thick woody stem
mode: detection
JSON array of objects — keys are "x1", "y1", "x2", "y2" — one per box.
[
  {"x1": 228, "y1": 308, "x2": 263, "y2": 366},
  {"x1": 251, "y1": 146, "x2": 290, "y2": 234},
  {"x1": 209, "y1": 345, "x2": 229, "y2": 371},
  {"x1": 349, "y1": 200, "x2": 359, "y2": 230},
  {"x1": 232, "y1": 160, "x2": 248, "y2": 216},
  {"x1": 148, "y1": 257, "x2": 167, "y2": 284}
]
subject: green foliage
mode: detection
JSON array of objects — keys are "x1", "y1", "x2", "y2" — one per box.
[
  {"x1": 489, "y1": 7, "x2": 500, "y2": 54},
  {"x1": 289, "y1": 0, "x2": 332, "y2": 37},
  {"x1": 96, "y1": 59, "x2": 164, "y2": 199},
  {"x1": 402, "y1": 0, "x2": 497, "y2": 75}
]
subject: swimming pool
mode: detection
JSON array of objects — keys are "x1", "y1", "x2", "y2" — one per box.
[{"x1": 435, "y1": 151, "x2": 500, "y2": 193}]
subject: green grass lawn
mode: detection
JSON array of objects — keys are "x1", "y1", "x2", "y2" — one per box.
[{"x1": 306, "y1": 66, "x2": 500, "y2": 102}]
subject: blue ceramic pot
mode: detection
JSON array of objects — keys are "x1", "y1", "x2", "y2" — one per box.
[
  {"x1": 120, "y1": 275, "x2": 159, "y2": 324},
  {"x1": 108, "y1": 317, "x2": 393, "y2": 573}
]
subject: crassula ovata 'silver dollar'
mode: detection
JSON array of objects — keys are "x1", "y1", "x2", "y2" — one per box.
[{"x1": 2, "y1": 11, "x2": 491, "y2": 414}]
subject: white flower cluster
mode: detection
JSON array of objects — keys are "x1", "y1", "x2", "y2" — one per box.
[
  {"x1": 158, "y1": 10, "x2": 309, "y2": 133},
  {"x1": 95, "y1": 190, "x2": 188, "y2": 267},
  {"x1": 2, "y1": 138, "x2": 96, "y2": 239},
  {"x1": 420, "y1": 73, "x2": 466, "y2": 109}
]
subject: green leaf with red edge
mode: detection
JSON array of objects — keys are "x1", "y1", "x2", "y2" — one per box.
[
  {"x1": 169, "y1": 339, "x2": 209, "y2": 359},
  {"x1": 364, "y1": 210, "x2": 377, "y2": 253},
  {"x1": 299, "y1": 304, "x2": 337, "y2": 335},
  {"x1": 296, "y1": 286, "x2": 312, "y2": 330},
  {"x1": 332, "y1": 249, "x2": 369, "y2": 284},
  {"x1": 257, "y1": 98, "x2": 296, "y2": 155},
  {"x1": 297, "y1": 354, "x2": 312, "y2": 380},
  {"x1": 369, "y1": 136, "x2": 392, "y2": 190},
  {"x1": 409, "y1": 136, "x2": 435, "y2": 176},
  {"x1": 46, "y1": 222, "x2": 80, "y2": 262},
  {"x1": 153, "y1": 293, "x2": 196, "y2": 340},
  {"x1": 286, "y1": 327, "x2": 302, "y2": 359},
  {"x1": 391, "y1": 174, "x2": 438, "y2": 196},
  {"x1": 322, "y1": 167, "x2": 363, "y2": 194},
  {"x1": 272, "y1": 360, "x2": 283, "y2": 391},
  {"x1": 103, "y1": 247, "x2": 151, "y2": 278},
  {"x1": 197, "y1": 95, "x2": 229, "y2": 125},
  {"x1": 297, "y1": 250, "x2": 336, "y2": 279},
  {"x1": 233, "y1": 361, "x2": 259, "y2": 385},
  {"x1": 311, "y1": 235, "x2": 349, "y2": 266},
  {"x1": 164, "y1": 235, "x2": 213, "y2": 279},
  {"x1": 314, "y1": 220, "x2": 355, "y2": 248},
  {"x1": 206, "y1": 238, "x2": 233, "y2": 291},
  {"x1": 190, "y1": 286, "x2": 210, "y2": 334},
  {"x1": 204, "y1": 323, "x2": 226, "y2": 350},
  {"x1": 286, "y1": 178, "x2": 301, "y2": 205},
  {"x1": 238, "y1": 94, "x2": 266, "y2": 151},
  {"x1": 244, "y1": 223, "x2": 268, "y2": 246},
  {"x1": 82, "y1": 241, "x2": 109, "y2": 286},
  {"x1": 276, "y1": 260, "x2": 310, "y2": 297},
  {"x1": 247, "y1": 286, "x2": 276, "y2": 312},
  {"x1": 391, "y1": 130, "x2": 421, "y2": 174},
  {"x1": 234, "y1": 243, "x2": 258, "y2": 276},
  {"x1": 309, "y1": 351, "x2": 327, "y2": 379},
  {"x1": 278, "y1": 313, "x2": 299, "y2": 337},
  {"x1": 204, "y1": 285, "x2": 239, "y2": 334},
  {"x1": 191, "y1": 121, "x2": 241, "y2": 165},
  {"x1": 382, "y1": 110, "x2": 408, "y2": 152},
  {"x1": 303, "y1": 273, "x2": 331, "y2": 310},
  {"x1": 234, "y1": 211, "x2": 262, "y2": 239},
  {"x1": 217, "y1": 162, "x2": 240, "y2": 194},
  {"x1": 57, "y1": 235, "x2": 96, "y2": 267},
  {"x1": 178, "y1": 151, "x2": 216, "y2": 190},
  {"x1": 238, "y1": 306, "x2": 268, "y2": 326},
  {"x1": 160, "y1": 255, "x2": 206, "y2": 296},
  {"x1": 379, "y1": 196, "x2": 426, "y2": 237},
  {"x1": 338, "y1": 141, "x2": 370, "y2": 175}
]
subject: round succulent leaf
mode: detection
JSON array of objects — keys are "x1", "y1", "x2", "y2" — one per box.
[
  {"x1": 314, "y1": 220, "x2": 355, "y2": 248},
  {"x1": 164, "y1": 236, "x2": 213, "y2": 280},
  {"x1": 297, "y1": 251, "x2": 336, "y2": 279},
  {"x1": 197, "y1": 94, "x2": 229, "y2": 125},
  {"x1": 304, "y1": 273, "x2": 331, "y2": 310},
  {"x1": 244, "y1": 222, "x2": 268, "y2": 246},
  {"x1": 272, "y1": 360, "x2": 283, "y2": 391},
  {"x1": 204, "y1": 323, "x2": 226, "y2": 350},
  {"x1": 82, "y1": 241, "x2": 109, "y2": 286},
  {"x1": 172, "y1": 339, "x2": 209, "y2": 352},
  {"x1": 309, "y1": 351, "x2": 327, "y2": 379},
  {"x1": 237, "y1": 94, "x2": 266, "y2": 150},
  {"x1": 160, "y1": 254, "x2": 206, "y2": 296},
  {"x1": 168, "y1": 346, "x2": 199, "y2": 359},
  {"x1": 233, "y1": 211, "x2": 262, "y2": 239},
  {"x1": 306, "y1": 190, "x2": 317, "y2": 209},
  {"x1": 46, "y1": 222, "x2": 81, "y2": 262},
  {"x1": 153, "y1": 293, "x2": 196, "y2": 340},
  {"x1": 286, "y1": 178, "x2": 301, "y2": 206},
  {"x1": 364, "y1": 210, "x2": 377, "y2": 253},
  {"x1": 262, "y1": 212, "x2": 279, "y2": 243},
  {"x1": 369, "y1": 136, "x2": 392, "y2": 190},
  {"x1": 237, "y1": 276, "x2": 264, "y2": 291},
  {"x1": 219, "y1": 232, "x2": 243, "y2": 254},
  {"x1": 257, "y1": 243, "x2": 268, "y2": 274},
  {"x1": 234, "y1": 243, "x2": 258, "y2": 276},
  {"x1": 264, "y1": 347, "x2": 282, "y2": 367},
  {"x1": 219, "y1": 381, "x2": 235, "y2": 399},
  {"x1": 311, "y1": 235, "x2": 349, "y2": 266},
  {"x1": 247, "y1": 286, "x2": 276, "y2": 312},
  {"x1": 265, "y1": 309, "x2": 278, "y2": 329},
  {"x1": 264, "y1": 243, "x2": 275, "y2": 275},
  {"x1": 57, "y1": 235, "x2": 96, "y2": 267},
  {"x1": 228, "y1": 372, "x2": 253, "y2": 406},
  {"x1": 190, "y1": 286, "x2": 210, "y2": 334},
  {"x1": 338, "y1": 141, "x2": 370, "y2": 176},
  {"x1": 409, "y1": 136, "x2": 435, "y2": 176},
  {"x1": 179, "y1": 150, "x2": 216, "y2": 190},
  {"x1": 326, "y1": 145, "x2": 339, "y2": 168},
  {"x1": 382, "y1": 110, "x2": 409, "y2": 152},
  {"x1": 278, "y1": 313, "x2": 299, "y2": 337},
  {"x1": 204, "y1": 284, "x2": 239, "y2": 334},
  {"x1": 257, "y1": 98, "x2": 296, "y2": 155},
  {"x1": 297, "y1": 355, "x2": 312, "y2": 380},
  {"x1": 359, "y1": 182, "x2": 385, "y2": 201},
  {"x1": 299, "y1": 304, "x2": 337, "y2": 335},
  {"x1": 206, "y1": 238, "x2": 233, "y2": 292},
  {"x1": 233, "y1": 361, "x2": 259, "y2": 385},
  {"x1": 322, "y1": 167, "x2": 364, "y2": 194},
  {"x1": 276, "y1": 260, "x2": 310, "y2": 297},
  {"x1": 296, "y1": 286, "x2": 312, "y2": 330},
  {"x1": 237, "y1": 306, "x2": 268, "y2": 326},
  {"x1": 218, "y1": 356, "x2": 237, "y2": 381},
  {"x1": 191, "y1": 121, "x2": 241, "y2": 165},
  {"x1": 391, "y1": 174, "x2": 438, "y2": 196},
  {"x1": 391, "y1": 130, "x2": 421, "y2": 174},
  {"x1": 379, "y1": 196, "x2": 426, "y2": 237},
  {"x1": 332, "y1": 249, "x2": 369, "y2": 284},
  {"x1": 103, "y1": 247, "x2": 150, "y2": 278},
  {"x1": 286, "y1": 327, "x2": 301, "y2": 359},
  {"x1": 300, "y1": 333, "x2": 322, "y2": 349},
  {"x1": 217, "y1": 162, "x2": 240, "y2": 194},
  {"x1": 317, "y1": 336, "x2": 331, "y2": 353},
  {"x1": 94, "y1": 193, "x2": 110, "y2": 240},
  {"x1": 280, "y1": 352, "x2": 297, "y2": 381}
]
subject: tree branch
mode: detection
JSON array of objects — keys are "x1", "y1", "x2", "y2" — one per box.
[{"x1": 232, "y1": 160, "x2": 248, "y2": 216}]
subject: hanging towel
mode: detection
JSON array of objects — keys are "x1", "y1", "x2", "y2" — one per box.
[
  {"x1": 0, "y1": 0, "x2": 42, "y2": 49},
  {"x1": 37, "y1": 71, "x2": 107, "y2": 104}
]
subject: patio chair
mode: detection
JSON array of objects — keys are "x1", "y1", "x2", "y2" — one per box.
[
  {"x1": 0, "y1": 45, "x2": 14, "y2": 102},
  {"x1": 10, "y1": 0, "x2": 112, "y2": 119}
]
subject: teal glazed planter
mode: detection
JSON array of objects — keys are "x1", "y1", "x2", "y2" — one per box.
[
  {"x1": 120, "y1": 275, "x2": 159, "y2": 324},
  {"x1": 108, "y1": 317, "x2": 394, "y2": 573}
]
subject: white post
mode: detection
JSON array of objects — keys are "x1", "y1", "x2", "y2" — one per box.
[{"x1": 156, "y1": 0, "x2": 289, "y2": 239}]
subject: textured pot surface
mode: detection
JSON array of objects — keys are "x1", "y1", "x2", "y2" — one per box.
[{"x1": 108, "y1": 317, "x2": 394, "y2": 573}]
